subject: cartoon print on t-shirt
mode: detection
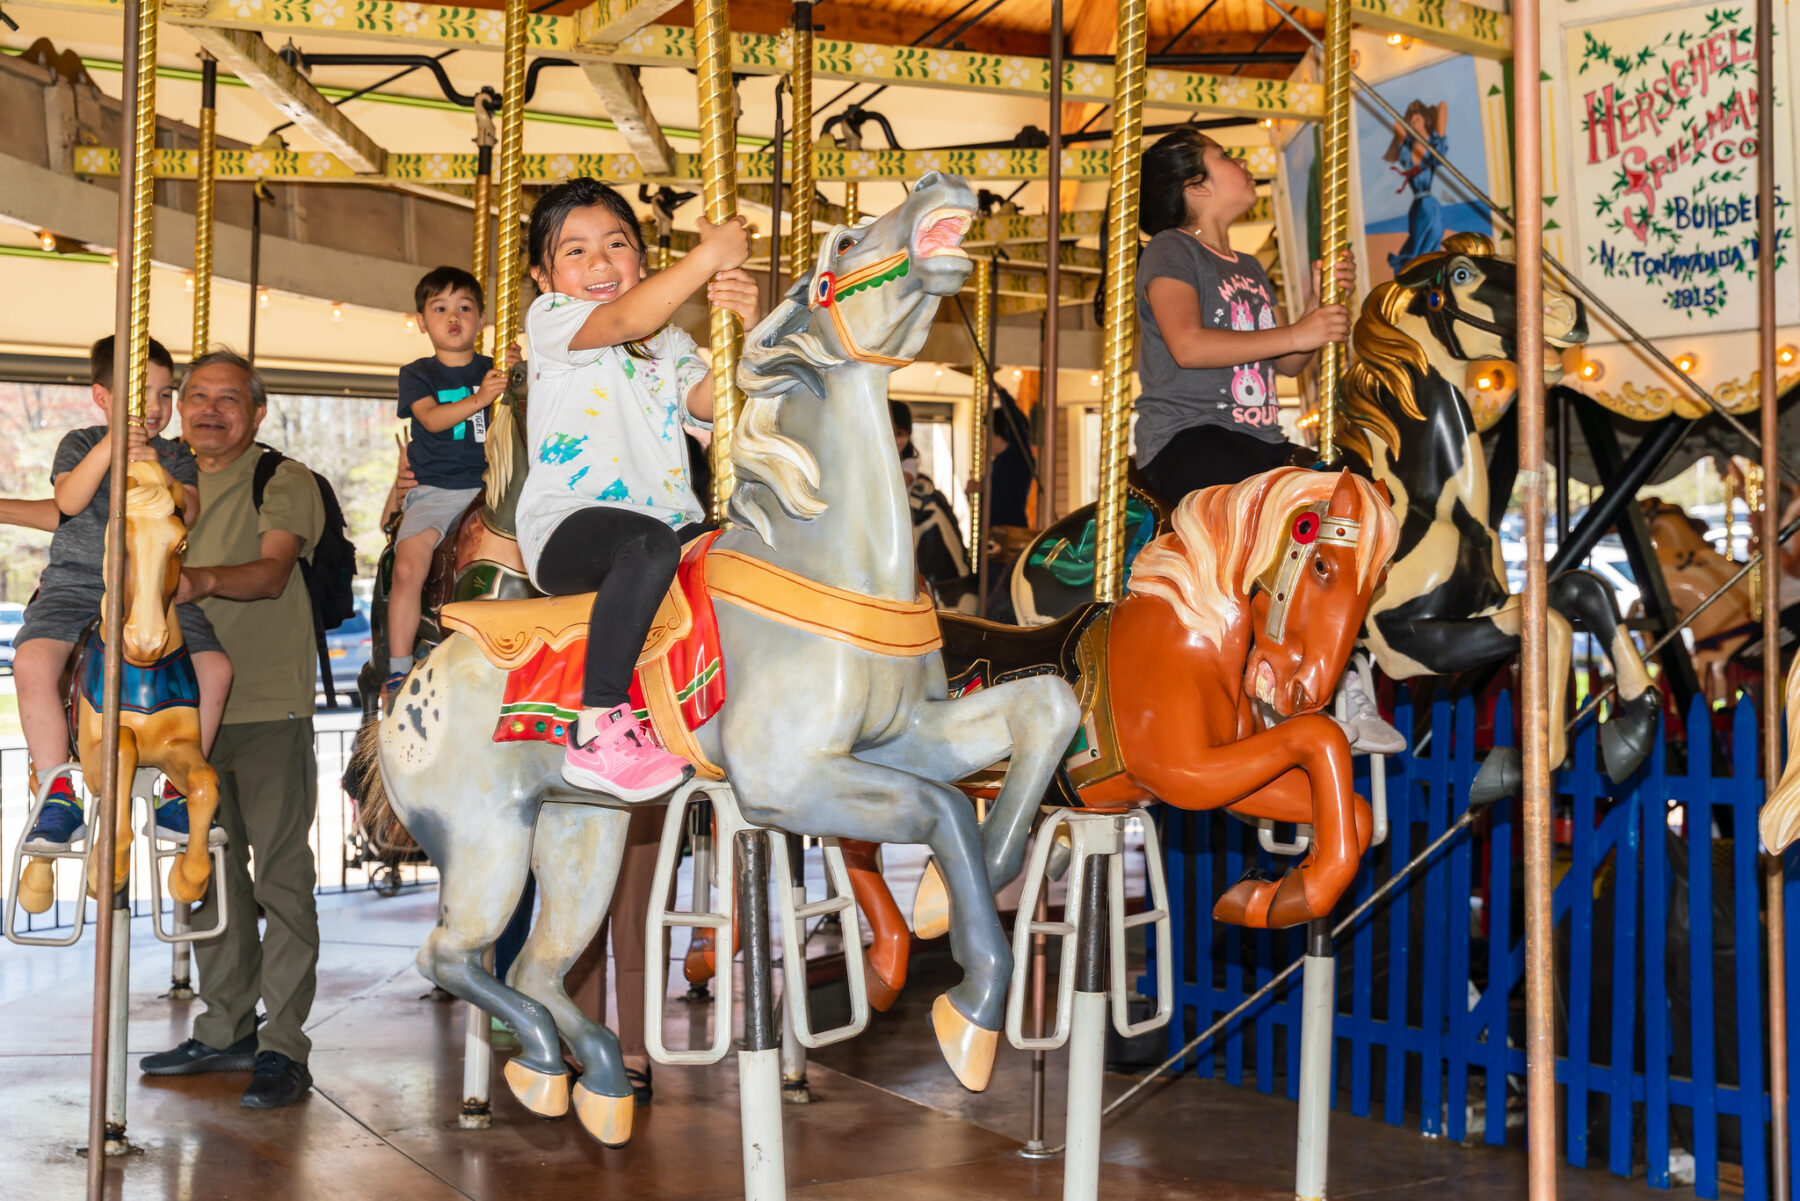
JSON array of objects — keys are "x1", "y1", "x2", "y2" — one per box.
[{"x1": 1217, "y1": 272, "x2": 1280, "y2": 429}]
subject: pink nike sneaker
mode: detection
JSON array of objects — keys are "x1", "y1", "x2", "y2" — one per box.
[{"x1": 562, "y1": 704, "x2": 692, "y2": 802}]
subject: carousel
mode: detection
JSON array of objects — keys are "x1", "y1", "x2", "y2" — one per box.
[{"x1": 0, "y1": 0, "x2": 1795, "y2": 1197}]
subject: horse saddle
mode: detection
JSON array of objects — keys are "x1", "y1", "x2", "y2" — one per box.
[
  {"x1": 440, "y1": 532, "x2": 727, "y2": 778},
  {"x1": 939, "y1": 603, "x2": 1145, "y2": 812}
]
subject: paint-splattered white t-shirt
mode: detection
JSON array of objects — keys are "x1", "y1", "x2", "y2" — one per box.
[{"x1": 515, "y1": 291, "x2": 711, "y2": 585}]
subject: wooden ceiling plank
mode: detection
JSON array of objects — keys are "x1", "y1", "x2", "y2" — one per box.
[
  {"x1": 581, "y1": 61, "x2": 675, "y2": 174},
  {"x1": 175, "y1": 24, "x2": 386, "y2": 173}
]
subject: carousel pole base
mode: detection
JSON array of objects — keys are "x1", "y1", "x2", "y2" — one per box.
[
  {"x1": 460, "y1": 951, "x2": 495, "y2": 1129},
  {"x1": 739, "y1": 1047, "x2": 788, "y2": 1197},
  {"x1": 1294, "y1": 920, "x2": 1336, "y2": 1201}
]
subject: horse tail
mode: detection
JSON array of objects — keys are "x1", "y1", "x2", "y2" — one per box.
[
  {"x1": 348, "y1": 718, "x2": 423, "y2": 861},
  {"x1": 1760, "y1": 653, "x2": 1800, "y2": 853}
]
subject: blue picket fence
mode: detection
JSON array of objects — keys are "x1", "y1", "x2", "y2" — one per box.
[{"x1": 1141, "y1": 690, "x2": 1799, "y2": 1199}]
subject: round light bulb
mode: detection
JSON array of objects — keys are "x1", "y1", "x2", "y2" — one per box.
[
  {"x1": 184, "y1": 273, "x2": 195, "y2": 292},
  {"x1": 1387, "y1": 32, "x2": 1404, "y2": 45},
  {"x1": 330, "y1": 304, "x2": 343, "y2": 322},
  {"x1": 1089, "y1": 372, "x2": 1100, "y2": 386},
  {"x1": 258, "y1": 289, "x2": 271, "y2": 309},
  {"x1": 1779, "y1": 344, "x2": 1797, "y2": 367},
  {"x1": 1675, "y1": 353, "x2": 1696, "y2": 374},
  {"x1": 38, "y1": 230, "x2": 57, "y2": 251},
  {"x1": 1476, "y1": 373, "x2": 1495, "y2": 391},
  {"x1": 404, "y1": 315, "x2": 417, "y2": 333},
  {"x1": 109, "y1": 252, "x2": 119, "y2": 269}
]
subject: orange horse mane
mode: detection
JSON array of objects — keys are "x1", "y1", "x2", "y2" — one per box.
[{"x1": 1128, "y1": 467, "x2": 1399, "y2": 648}]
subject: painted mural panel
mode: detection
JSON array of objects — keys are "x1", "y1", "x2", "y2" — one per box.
[
  {"x1": 1564, "y1": 1, "x2": 1797, "y2": 339},
  {"x1": 1352, "y1": 54, "x2": 1496, "y2": 287}
]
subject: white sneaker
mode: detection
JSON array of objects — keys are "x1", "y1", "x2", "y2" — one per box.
[{"x1": 1334, "y1": 654, "x2": 1407, "y2": 755}]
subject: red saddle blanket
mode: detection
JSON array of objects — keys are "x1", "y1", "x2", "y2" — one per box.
[{"x1": 493, "y1": 533, "x2": 725, "y2": 755}]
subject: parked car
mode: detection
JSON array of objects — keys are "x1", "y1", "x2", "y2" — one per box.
[
  {"x1": 0, "y1": 602, "x2": 24, "y2": 673},
  {"x1": 321, "y1": 600, "x2": 372, "y2": 708}
]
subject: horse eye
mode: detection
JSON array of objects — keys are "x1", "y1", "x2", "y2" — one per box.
[
  {"x1": 1452, "y1": 267, "x2": 1472, "y2": 284},
  {"x1": 1312, "y1": 556, "x2": 1329, "y2": 578},
  {"x1": 837, "y1": 235, "x2": 857, "y2": 255}
]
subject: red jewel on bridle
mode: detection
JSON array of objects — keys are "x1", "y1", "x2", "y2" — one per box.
[
  {"x1": 812, "y1": 272, "x2": 837, "y2": 308},
  {"x1": 1291, "y1": 512, "x2": 1320, "y2": 544}
]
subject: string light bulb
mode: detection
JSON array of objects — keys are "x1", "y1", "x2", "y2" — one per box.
[
  {"x1": 404, "y1": 315, "x2": 417, "y2": 333},
  {"x1": 1089, "y1": 372, "x2": 1100, "y2": 385},
  {"x1": 1674, "y1": 351, "x2": 1697, "y2": 374},
  {"x1": 184, "y1": 273, "x2": 195, "y2": 293},
  {"x1": 1387, "y1": 32, "x2": 1404, "y2": 45},
  {"x1": 258, "y1": 288, "x2": 271, "y2": 309},
  {"x1": 38, "y1": 230, "x2": 57, "y2": 251},
  {"x1": 330, "y1": 303, "x2": 343, "y2": 322},
  {"x1": 1578, "y1": 359, "x2": 1604, "y2": 382},
  {"x1": 109, "y1": 251, "x2": 119, "y2": 269},
  {"x1": 1779, "y1": 345, "x2": 1797, "y2": 368}
]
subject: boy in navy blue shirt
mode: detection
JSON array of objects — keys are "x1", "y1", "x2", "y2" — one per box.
[{"x1": 385, "y1": 266, "x2": 506, "y2": 703}]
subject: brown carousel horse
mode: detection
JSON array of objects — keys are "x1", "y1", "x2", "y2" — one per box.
[
  {"x1": 18, "y1": 460, "x2": 222, "y2": 913},
  {"x1": 1639, "y1": 497, "x2": 1757, "y2": 706},
  {"x1": 830, "y1": 467, "x2": 1400, "y2": 1004}
]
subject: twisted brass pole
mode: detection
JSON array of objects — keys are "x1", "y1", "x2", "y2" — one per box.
[
  {"x1": 788, "y1": 1, "x2": 815, "y2": 286},
  {"x1": 969, "y1": 255, "x2": 993, "y2": 593},
  {"x1": 1093, "y1": 0, "x2": 1146, "y2": 605},
  {"x1": 492, "y1": 0, "x2": 527, "y2": 355},
  {"x1": 192, "y1": 55, "x2": 216, "y2": 356},
  {"x1": 695, "y1": 0, "x2": 743, "y2": 521},
  {"x1": 1313, "y1": 0, "x2": 1352, "y2": 464},
  {"x1": 471, "y1": 153, "x2": 492, "y2": 352},
  {"x1": 92, "y1": 0, "x2": 156, "y2": 1194}
]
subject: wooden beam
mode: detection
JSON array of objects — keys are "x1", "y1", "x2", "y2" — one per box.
[
  {"x1": 574, "y1": 0, "x2": 683, "y2": 43},
  {"x1": 1284, "y1": 0, "x2": 1509, "y2": 58},
  {"x1": 177, "y1": 25, "x2": 386, "y2": 173},
  {"x1": 582, "y1": 62, "x2": 674, "y2": 174},
  {"x1": 73, "y1": 144, "x2": 1282, "y2": 184}
]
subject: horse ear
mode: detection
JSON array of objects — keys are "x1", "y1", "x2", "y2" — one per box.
[{"x1": 1371, "y1": 478, "x2": 1394, "y2": 506}]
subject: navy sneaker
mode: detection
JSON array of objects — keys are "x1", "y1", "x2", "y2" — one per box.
[
  {"x1": 23, "y1": 777, "x2": 85, "y2": 853},
  {"x1": 154, "y1": 780, "x2": 227, "y2": 848},
  {"x1": 240, "y1": 1051, "x2": 312, "y2": 1109}
]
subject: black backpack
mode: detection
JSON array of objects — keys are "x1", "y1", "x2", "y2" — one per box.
[{"x1": 251, "y1": 444, "x2": 358, "y2": 705}]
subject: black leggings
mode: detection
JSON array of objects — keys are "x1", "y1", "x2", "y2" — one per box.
[
  {"x1": 537, "y1": 508, "x2": 712, "y2": 709},
  {"x1": 1138, "y1": 425, "x2": 1310, "y2": 501}
]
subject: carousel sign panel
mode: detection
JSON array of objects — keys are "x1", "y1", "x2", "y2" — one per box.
[{"x1": 1564, "y1": 0, "x2": 1798, "y2": 340}]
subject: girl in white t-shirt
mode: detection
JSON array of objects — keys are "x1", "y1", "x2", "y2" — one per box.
[{"x1": 519, "y1": 178, "x2": 756, "y2": 801}]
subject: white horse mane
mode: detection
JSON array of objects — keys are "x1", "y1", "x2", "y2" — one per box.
[{"x1": 730, "y1": 232, "x2": 850, "y2": 544}]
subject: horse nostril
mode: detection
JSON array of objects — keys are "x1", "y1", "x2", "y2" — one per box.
[{"x1": 914, "y1": 172, "x2": 941, "y2": 191}]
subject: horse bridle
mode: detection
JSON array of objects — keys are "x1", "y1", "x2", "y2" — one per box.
[
  {"x1": 1418, "y1": 259, "x2": 1511, "y2": 362},
  {"x1": 809, "y1": 248, "x2": 914, "y2": 367},
  {"x1": 1256, "y1": 501, "x2": 1364, "y2": 644}
]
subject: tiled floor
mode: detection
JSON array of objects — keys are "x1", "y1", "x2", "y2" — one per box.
[{"x1": 0, "y1": 882, "x2": 1670, "y2": 1200}]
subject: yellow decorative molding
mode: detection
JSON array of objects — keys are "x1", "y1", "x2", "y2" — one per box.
[{"x1": 1591, "y1": 370, "x2": 1800, "y2": 422}]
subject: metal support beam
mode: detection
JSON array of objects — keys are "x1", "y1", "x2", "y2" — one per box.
[
  {"x1": 582, "y1": 62, "x2": 675, "y2": 175},
  {"x1": 178, "y1": 25, "x2": 386, "y2": 173}
]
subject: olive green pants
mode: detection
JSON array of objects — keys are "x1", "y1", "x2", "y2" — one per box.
[{"x1": 192, "y1": 717, "x2": 320, "y2": 1064}]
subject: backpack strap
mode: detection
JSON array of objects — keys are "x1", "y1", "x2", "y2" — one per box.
[
  {"x1": 247, "y1": 443, "x2": 338, "y2": 707},
  {"x1": 251, "y1": 443, "x2": 286, "y2": 511}
]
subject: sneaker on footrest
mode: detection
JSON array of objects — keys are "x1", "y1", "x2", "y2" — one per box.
[
  {"x1": 23, "y1": 776, "x2": 86, "y2": 854},
  {"x1": 561, "y1": 704, "x2": 692, "y2": 803},
  {"x1": 155, "y1": 779, "x2": 228, "y2": 847},
  {"x1": 380, "y1": 671, "x2": 408, "y2": 715}
]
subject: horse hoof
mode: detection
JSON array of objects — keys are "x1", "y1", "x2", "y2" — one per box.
[
  {"x1": 1046, "y1": 825, "x2": 1073, "y2": 883},
  {"x1": 911, "y1": 860, "x2": 949, "y2": 940},
  {"x1": 167, "y1": 860, "x2": 209, "y2": 905},
  {"x1": 503, "y1": 1058, "x2": 570, "y2": 1118},
  {"x1": 1212, "y1": 869, "x2": 1279, "y2": 929},
  {"x1": 930, "y1": 994, "x2": 998, "y2": 1092},
  {"x1": 572, "y1": 1082, "x2": 633, "y2": 1148},
  {"x1": 1600, "y1": 692, "x2": 1660, "y2": 783},
  {"x1": 19, "y1": 858, "x2": 54, "y2": 915},
  {"x1": 865, "y1": 959, "x2": 902, "y2": 1013},
  {"x1": 1469, "y1": 748, "x2": 1523, "y2": 810},
  {"x1": 683, "y1": 939, "x2": 716, "y2": 986}
]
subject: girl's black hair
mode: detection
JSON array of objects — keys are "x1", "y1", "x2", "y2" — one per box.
[
  {"x1": 526, "y1": 178, "x2": 656, "y2": 358},
  {"x1": 1139, "y1": 128, "x2": 1218, "y2": 236}
]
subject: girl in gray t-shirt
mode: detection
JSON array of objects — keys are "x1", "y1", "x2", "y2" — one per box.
[{"x1": 1132, "y1": 128, "x2": 1356, "y2": 503}]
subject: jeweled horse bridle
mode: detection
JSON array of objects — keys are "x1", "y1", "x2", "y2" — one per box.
[
  {"x1": 1256, "y1": 501, "x2": 1364, "y2": 644},
  {"x1": 808, "y1": 248, "x2": 914, "y2": 367}
]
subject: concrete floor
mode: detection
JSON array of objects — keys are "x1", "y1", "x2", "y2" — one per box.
[{"x1": 0, "y1": 884, "x2": 1670, "y2": 1201}]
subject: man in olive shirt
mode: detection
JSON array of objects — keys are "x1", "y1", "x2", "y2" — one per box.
[{"x1": 139, "y1": 350, "x2": 325, "y2": 1109}]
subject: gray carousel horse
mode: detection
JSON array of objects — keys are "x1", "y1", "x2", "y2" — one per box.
[{"x1": 364, "y1": 173, "x2": 1080, "y2": 1146}]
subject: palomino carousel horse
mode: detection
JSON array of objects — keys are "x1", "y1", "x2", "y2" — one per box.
[
  {"x1": 843, "y1": 467, "x2": 1400, "y2": 1002},
  {"x1": 1009, "y1": 234, "x2": 1660, "y2": 800},
  {"x1": 1761, "y1": 652, "x2": 1800, "y2": 852},
  {"x1": 18, "y1": 460, "x2": 221, "y2": 914},
  {"x1": 1640, "y1": 497, "x2": 1757, "y2": 706},
  {"x1": 363, "y1": 174, "x2": 1080, "y2": 1145}
]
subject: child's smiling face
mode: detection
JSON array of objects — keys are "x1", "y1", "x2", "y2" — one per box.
[
  {"x1": 531, "y1": 204, "x2": 646, "y2": 304},
  {"x1": 93, "y1": 362, "x2": 176, "y2": 437}
]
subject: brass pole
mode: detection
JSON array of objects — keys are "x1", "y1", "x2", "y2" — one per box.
[
  {"x1": 92, "y1": 0, "x2": 155, "y2": 1193},
  {"x1": 1758, "y1": 0, "x2": 1789, "y2": 1188},
  {"x1": 844, "y1": 181, "x2": 860, "y2": 226},
  {"x1": 1313, "y1": 0, "x2": 1351, "y2": 463},
  {"x1": 1038, "y1": 0, "x2": 1063, "y2": 526},
  {"x1": 1094, "y1": 0, "x2": 1146, "y2": 605},
  {"x1": 695, "y1": 0, "x2": 744, "y2": 521},
  {"x1": 788, "y1": 1, "x2": 815, "y2": 285},
  {"x1": 1514, "y1": 0, "x2": 1556, "y2": 1193},
  {"x1": 192, "y1": 55, "x2": 216, "y2": 356},
  {"x1": 492, "y1": 0, "x2": 528, "y2": 355},
  {"x1": 970, "y1": 255, "x2": 993, "y2": 599},
  {"x1": 766, "y1": 84, "x2": 785, "y2": 304},
  {"x1": 471, "y1": 150, "x2": 492, "y2": 352}
]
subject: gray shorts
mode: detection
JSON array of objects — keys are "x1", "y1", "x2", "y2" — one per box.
[
  {"x1": 397, "y1": 484, "x2": 481, "y2": 545},
  {"x1": 17, "y1": 582, "x2": 225, "y2": 657}
]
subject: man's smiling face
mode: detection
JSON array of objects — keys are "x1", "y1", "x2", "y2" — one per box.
[{"x1": 179, "y1": 361, "x2": 264, "y2": 461}]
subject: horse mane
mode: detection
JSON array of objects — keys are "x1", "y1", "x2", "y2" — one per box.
[
  {"x1": 483, "y1": 398, "x2": 517, "y2": 512},
  {"x1": 1128, "y1": 467, "x2": 1399, "y2": 648},
  {"x1": 125, "y1": 460, "x2": 178, "y2": 519},
  {"x1": 730, "y1": 237, "x2": 847, "y2": 544},
  {"x1": 1338, "y1": 231, "x2": 1495, "y2": 464}
]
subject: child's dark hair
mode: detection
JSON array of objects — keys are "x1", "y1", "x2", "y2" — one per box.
[
  {"x1": 527, "y1": 178, "x2": 654, "y2": 358},
  {"x1": 414, "y1": 265, "x2": 485, "y2": 314},
  {"x1": 1140, "y1": 128, "x2": 1219, "y2": 236},
  {"x1": 90, "y1": 334, "x2": 174, "y2": 389}
]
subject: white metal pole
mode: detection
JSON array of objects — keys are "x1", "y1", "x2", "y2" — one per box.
[
  {"x1": 1294, "y1": 922, "x2": 1336, "y2": 1200},
  {"x1": 1062, "y1": 855, "x2": 1109, "y2": 1201},
  {"x1": 104, "y1": 900, "x2": 130, "y2": 1155},
  {"x1": 737, "y1": 830, "x2": 786, "y2": 1199},
  {"x1": 460, "y1": 948, "x2": 493, "y2": 1128}
]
